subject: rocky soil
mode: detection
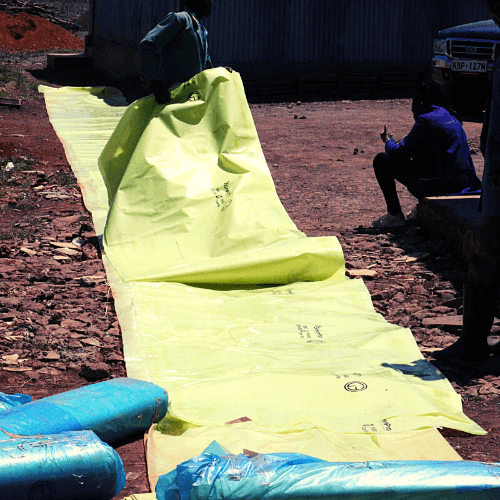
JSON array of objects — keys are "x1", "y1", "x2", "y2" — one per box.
[{"x1": 0, "y1": 16, "x2": 499, "y2": 499}]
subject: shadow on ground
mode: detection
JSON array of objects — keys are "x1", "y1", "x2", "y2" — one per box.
[
  {"x1": 29, "y1": 64, "x2": 420, "y2": 106},
  {"x1": 29, "y1": 66, "x2": 147, "y2": 103}
]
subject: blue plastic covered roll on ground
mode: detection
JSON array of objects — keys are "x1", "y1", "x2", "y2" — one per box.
[
  {"x1": 157, "y1": 451, "x2": 500, "y2": 500},
  {"x1": 0, "y1": 378, "x2": 168, "y2": 443},
  {"x1": 0, "y1": 430, "x2": 125, "y2": 500}
]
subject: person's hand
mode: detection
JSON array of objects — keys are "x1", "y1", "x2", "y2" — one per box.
[
  {"x1": 151, "y1": 80, "x2": 171, "y2": 104},
  {"x1": 380, "y1": 125, "x2": 390, "y2": 143},
  {"x1": 491, "y1": 169, "x2": 500, "y2": 190}
]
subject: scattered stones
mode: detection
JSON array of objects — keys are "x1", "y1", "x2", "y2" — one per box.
[
  {"x1": 60, "y1": 318, "x2": 87, "y2": 331},
  {"x1": 53, "y1": 247, "x2": 79, "y2": 256},
  {"x1": 80, "y1": 362, "x2": 110, "y2": 381},
  {"x1": 80, "y1": 338, "x2": 101, "y2": 347},
  {"x1": 422, "y1": 316, "x2": 463, "y2": 328},
  {"x1": 0, "y1": 206, "x2": 124, "y2": 385},
  {"x1": 53, "y1": 255, "x2": 70, "y2": 261},
  {"x1": 404, "y1": 251, "x2": 430, "y2": 263},
  {"x1": 40, "y1": 350, "x2": 60, "y2": 361},
  {"x1": 20, "y1": 247, "x2": 37, "y2": 256},
  {"x1": 107, "y1": 353, "x2": 123, "y2": 362},
  {"x1": 346, "y1": 269, "x2": 378, "y2": 279}
]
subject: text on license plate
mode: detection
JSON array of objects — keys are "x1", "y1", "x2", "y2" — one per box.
[{"x1": 452, "y1": 60, "x2": 487, "y2": 72}]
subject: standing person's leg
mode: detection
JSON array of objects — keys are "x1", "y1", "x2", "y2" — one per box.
[
  {"x1": 371, "y1": 153, "x2": 411, "y2": 227},
  {"x1": 434, "y1": 215, "x2": 500, "y2": 362}
]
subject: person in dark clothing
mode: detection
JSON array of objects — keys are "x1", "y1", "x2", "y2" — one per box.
[
  {"x1": 139, "y1": 0, "x2": 214, "y2": 104},
  {"x1": 434, "y1": 0, "x2": 500, "y2": 364},
  {"x1": 371, "y1": 82, "x2": 481, "y2": 228}
]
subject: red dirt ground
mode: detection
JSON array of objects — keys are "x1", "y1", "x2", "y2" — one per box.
[
  {"x1": 0, "y1": 31, "x2": 499, "y2": 500},
  {"x1": 0, "y1": 11, "x2": 84, "y2": 51}
]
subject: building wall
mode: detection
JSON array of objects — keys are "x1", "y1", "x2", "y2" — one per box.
[{"x1": 89, "y1": 0, "x2": 491, "y2": 88}]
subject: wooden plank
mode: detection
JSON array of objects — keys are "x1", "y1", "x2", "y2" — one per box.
[{"x1": 0, "y1": 98, "x2": 22, "y2": 109}]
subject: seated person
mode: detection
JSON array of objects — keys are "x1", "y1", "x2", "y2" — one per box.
[{"x1": 371, "y1": 82, "x2": 481, "y2": 228}]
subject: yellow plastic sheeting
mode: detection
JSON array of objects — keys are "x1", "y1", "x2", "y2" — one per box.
[
  {"x1": 98, "y1": 68, "x2": 344, "y2": 284},
  {"x1": 121, "y1": 278, "x2": 483, "y2": 436},
  {"x1": 145, "y1": 425, "x2": 461, "y2": 491},
  {"x1": 40, "y1": 81, "x2": 483, "y2": 494},
  {"x1": 40, "y1": 85, "x2": 128, "y2": 234}
]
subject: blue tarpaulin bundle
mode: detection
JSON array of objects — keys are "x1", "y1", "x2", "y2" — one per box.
[
  {"x1": 0, "y1": 378, "x2": 168, "y2": 443},
  {"x1": 156, "y1": 449, "x2": 500, "y2": 500},
  {"x1": 0, "y1": 430, "x2": 125, "y2": 499}
]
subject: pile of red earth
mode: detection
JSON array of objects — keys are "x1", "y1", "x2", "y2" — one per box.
[{"x1": 0, "y1": 11, "x2": 84, "y2": 51}]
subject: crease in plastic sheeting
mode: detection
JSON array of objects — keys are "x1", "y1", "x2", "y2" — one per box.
[
  {"x1": 98, "y1": 68, "x2": 345, "y2": 284},
  {"x1": 121, "y1": 278, "x2": 484, "y2": 436}
]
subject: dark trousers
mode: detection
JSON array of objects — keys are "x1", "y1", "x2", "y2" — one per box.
[
  {"x1": 468, "y1": 215, "x2": 500, "y2": 287},
  {"x1": 372, "y1": 152, "x2": 413, "y2": 215}
]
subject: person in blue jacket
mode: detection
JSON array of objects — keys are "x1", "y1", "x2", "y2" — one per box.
[
  {"x1": 371, "y1": 82, "x2": 481, "y2": 228},
  {"x1": 139, "y1": 0, "x2": 213, "y2": 104},
  {"x1": 434, "y1": 0, "x2": 500, "y2": 364}
]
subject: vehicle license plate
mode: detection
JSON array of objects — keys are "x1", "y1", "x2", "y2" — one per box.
[{"x1": 452, "y1": 60, "x2": 487, "y2": 72}]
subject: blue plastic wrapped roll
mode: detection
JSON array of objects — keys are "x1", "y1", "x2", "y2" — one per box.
[
  {"x1": 0, "y1": 377, "x2": 168, "y2": 443},
  {"x1": 0, "y1": 391, "x2": 32, "y2": 410},
  {"x1": 0, "y1": 430, "x2": 125, "y2": 499},
  {"x1": 157, "y1": 451, "x2": 500, "y2": 500}
]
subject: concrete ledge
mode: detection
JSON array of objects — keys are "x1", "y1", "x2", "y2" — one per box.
[
  {"x1": 46, "y1": 53, "x2": 92, "y2": 71},
  {"x1": 416, "y1": 195, "x2": 481, "y2": 261}
]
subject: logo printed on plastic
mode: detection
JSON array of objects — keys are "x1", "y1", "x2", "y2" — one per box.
[
  {"x1": 361, "y1": 419, "x2": 392, "y2": 433},
  {"x1": 271, "y1": 288, "x2": 295, "y2": 295},
  {"x1": 187, "y1": 91, "x2": 201, "y2": 101},
  {"x1": 382, "y1": 418, "x2": 392, "y2": 431},
  {"x1": 211, "y1": 182, "x2": 232, "y2": 211},
  {"x1": 332, "y1": 373, "x2": 362, "y2": 379},
  {"x1": 221, "y1": 199, "x2": 232, "y2": 211},
  {"x1": 344, "y1": 381, "x2": 368, "y2": 392},
  {"x1": 296, "y1": 324, "x2": 325, "y2": 343}
]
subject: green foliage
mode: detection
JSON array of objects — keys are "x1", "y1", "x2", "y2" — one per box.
[{"x1": 0, "y1": 64, "x2": 29, "y2": 89}]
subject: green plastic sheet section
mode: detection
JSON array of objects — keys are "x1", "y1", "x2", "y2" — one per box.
[
  {"x1": 40, "y1": 73, "x2": 484, "y2": 456},
  {"x1": 98, "y1": 69, "x2": 344, "y2": 284},
  {"x1": 125, "y1": 278, "x2": 480, "y2": 435}
]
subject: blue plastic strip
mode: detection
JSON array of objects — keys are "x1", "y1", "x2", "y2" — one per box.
[{"x1": 157, "y1": 451, "x2": 500, "y2": 500}]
